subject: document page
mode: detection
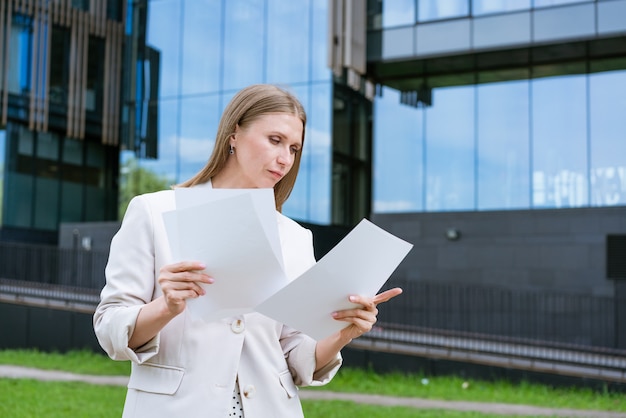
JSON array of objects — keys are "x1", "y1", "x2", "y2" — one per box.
[
  {"x1": 255, "y1": 219, "x2": 413, "y2": 340},
  {"x1": 163, "y1": 187, "x2": 413, "y2": 339}
]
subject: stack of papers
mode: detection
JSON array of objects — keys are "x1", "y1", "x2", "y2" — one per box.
[{"x1": 163, "y1": 188, "x2": 413, "y2": 341}]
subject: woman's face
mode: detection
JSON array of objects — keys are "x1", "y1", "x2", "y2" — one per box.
[{"x1": 228, "y1": 112, "x2": 303, "y2": 189}]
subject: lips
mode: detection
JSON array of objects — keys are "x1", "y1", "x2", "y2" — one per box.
[{"x1": 268, "y1": 170, "x2": 284, "y2": 180}]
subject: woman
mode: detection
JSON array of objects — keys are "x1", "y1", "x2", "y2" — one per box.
[{"x1": 94, "y1": 84, "x2": 402, "y2": 418}]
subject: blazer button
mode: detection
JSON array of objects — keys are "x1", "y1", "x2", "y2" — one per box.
[
  {"x1": 243, "y1": 384, "x2": 256, "y2": 398},
  {"x1": 231, "y1": 319, "x2": 245, "y2": 334}
]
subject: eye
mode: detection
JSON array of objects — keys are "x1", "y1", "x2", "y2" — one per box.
[
  {"x1": 290, "y1": 146, "x2": 300, "y2": 155},
  {"x1": 269, "y1": 136, "x2": 280, "y2": 144}
]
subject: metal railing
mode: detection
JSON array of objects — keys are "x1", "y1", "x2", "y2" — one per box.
[
  {"x1": 0, "y1": 241, "x2": 107, "y2": 290},
  {"x1": 1, "y1": 241, "x2": 625, "y2": 380},
  {"x1": 378, "y1": 279, "x2": 620, "y2": 349}
]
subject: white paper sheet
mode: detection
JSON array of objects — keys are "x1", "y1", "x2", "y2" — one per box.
[
  {"x1": 173, "y1": 187, "x2": 283, "y2": 269},
  {"x1": 255, "y1": 219, "x2": 413, "y2": 341},
  {"x1": 163, "y1": 192, "x2": 288, "y2": 322}
]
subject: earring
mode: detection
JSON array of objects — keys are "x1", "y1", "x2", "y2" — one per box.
[{"x1": 229, "y1": 145, "x2": 234, "y2": 155}]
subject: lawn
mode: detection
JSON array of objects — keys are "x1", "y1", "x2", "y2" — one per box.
[{"x1": 1, "y1": 349, "x2": 624, "y2": 417}]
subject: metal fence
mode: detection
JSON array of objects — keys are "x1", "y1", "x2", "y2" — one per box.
[
  {"x1": 0, "y1": 241, "x2": 108, "y2": 290},
  {"x1": 0, "y1": 241, "x2": 623, "y2": 351},
  {"x1": 379, "y1": 278, "x2": 620, "y2": 349}
]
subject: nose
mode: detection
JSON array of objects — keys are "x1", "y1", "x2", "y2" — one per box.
[{"x1": 276, "y1": 147, "x2": 291, "y2": 167}]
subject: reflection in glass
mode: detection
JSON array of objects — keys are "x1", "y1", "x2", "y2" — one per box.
[
  {"x1": 473, "y1": 0, "x2": 530, "y2": 15},
  {"x1": 419, "y1": 0, "x2": 468, "y2": 21},
  {"x1": 267, "y1": 1, "x2": 309, "y2": 84},
  {"x1": 146, "y1": 1, "x2": 181, "y2": 98},
  {"x1": 49, "y1": 27, "x2": 70, "y2": 106},
  {"x1": 533, "y1": 0, "x2": 587, "y2": 8},
  {"x1": 532, "y1": 75, "x2": 587, "y2": 208},
  {"x1": 382, "y1": 0, "x2": 415, "y2": 28},
  {"x1": 0, "y1": 130, "x2": 4, "y2": 224},
  {"x1": 223, "y1": 0, "x2": 265, "y2": 90},
  {"x1": 589, "y1": 70, "x2": 626, "y2": 206},
  {"x1": 181, "y1": 0, "x2": 222, "y2": 95},
  {"x1": 312, "y1": 2, "x2": 331, "y2": 82},
  {"x1": 283, "y1": 86, "x2": 310, "y2": 221},
  {"x1": 425, "y1": 86, "x2": 475, "y2": 211},
  {"x1": 8, "y1": 14, "x2": 33, "y2": 94},
  {"x1": 373, "y1": 86, "x2": 424, "y2": 212},
  {"x1": 477, "y1": 81, "x2": 530, "y2": 209},
  {"x1": 178, "y1": 96, "x2": 219, "y2": 183},
  {"x1": 142, "y1": 99, "x2": 179, "y2": 183}
]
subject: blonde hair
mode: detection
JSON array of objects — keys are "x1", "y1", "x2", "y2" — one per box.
[{"x1": 177, "y1": 84, "x2": 307, "y2": 211}]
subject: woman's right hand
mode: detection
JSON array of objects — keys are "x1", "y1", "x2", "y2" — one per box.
[{"x1": 158, "y1": 261, "x2": 214, "y2": 316}]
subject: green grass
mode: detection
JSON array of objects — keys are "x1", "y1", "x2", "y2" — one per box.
[
  {"x1": 0, "y1": 379, "x2": 126, "y2": 418},
  {"x1": 0, "y1": 349, "x2": 624, "y2": 417},
  {"x1": 307, "y1": 367, "x2": 626, "y2": 412},
  {"x1": 0, "y1": 348, "x2": 130, "y2": 376},
  {"x1": 0, "y1": 379, "x2": 531, "y2": 418}
]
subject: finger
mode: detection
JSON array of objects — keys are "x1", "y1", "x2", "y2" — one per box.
[
  {"x1": 373, "y1": 287, "x2": 403, "y2": 305},
  {"x1": 160, "y1": 270, "x2": 213, "y2": 285},
  {"x1": 164, "y1": 261, "x2": 207, "y2": 273},
  {"x1": 162, "y1": 279, "x2": 207, "y2": 296},
  {"x1": 348, "y1": 295, "x2": 376, "y2": 310},
  {"x1": 333, "y1": 307, "x2": 378, "y2": 323}
]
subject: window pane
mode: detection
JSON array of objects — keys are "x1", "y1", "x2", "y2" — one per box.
[
  {"x1": 419, "y1": 0, "x2": 468, "y2": 21},
  {"x1": 311, "y1": 1, "x2": 331, "y2": 82},
  {"x1": 283, "y1": 86, "x2": 310, "y2": 221},
  {"x1": 179, "y1": 95, "x2": 219, "y2": 182},
  {"x1": 142, "y1": 99, "x2": 179, "y2": 182},
  {"x1": 307, "y1": 82, "x2": 332, "y2": 223},
  {"x1": 373, "y1": 86, "x2": 424, "y2": 213},
  {"x1": 223, "y1": 0, "x2": 265, "y2": 90},
  {"x1": 473, "y1": 0, "x2": 530, "y2": 15},
  {"x1": 267, "y1": 0, "x2": 309, "y2": 84},
  {"x1": 284, "y1": 83, "x2": 332, "y2": 224},
  {"x1": 533, "y1": 0, "x2": 587, "y2": 8},
  {"x1": 0, "y1": 130, "x2": 5, "y2": 225},
  {"x1": 425, "y1": 86, "x2": 475, "y2": 211},
  {"x1": 9, "y1": 15, "x2": 33, "y2": 94},
  {"x1": 147, "y1": 0, "x2": 181, "y2": 98},
  {"x1": 34, "y1": 177, "x2": 59, "y2": 230},
  {"x1": 5, "y1": 173, "x2": 33, "y2": 227},
  {"x1": 86, "y1": 36, "x2": 105, "y2": 113},
  {"x1": 49, "y1": 26, "x2": 70, "y2": 106},
  {"x1": 532, "y1": 75, "x2": 588, "y2": 208},
  {"x1": 477, "y1": 81, "x2": 530, "y2": 209},
  {"x1": 181, "y1": 0, "x2": 222, "y2": 94},
  {"x1": 589, "y1": 70, "x2": 626, "y2": 206},
  {"x1": 383, "y1": 0, "x2": 415, "y2": 28}
]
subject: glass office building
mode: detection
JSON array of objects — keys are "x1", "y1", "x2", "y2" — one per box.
[
  {"x1": 131, "y1": 0, "x2": 335, "y2": 224},
  {"x1": 1, "y1": 0, "x2": 624, "y2": 244},
  {"x1": 370, "y1": 0, "x2": 626, "y2": 213},
  {"x1": 135, "y1": 0, "x2": 626, "y2": 226},
  {"x1": 0, "y1": 1, "x2": 124, "y2": 242}
]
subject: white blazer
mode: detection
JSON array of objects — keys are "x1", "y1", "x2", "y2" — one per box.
[{"x1": 93, "y1": 184, "x2": 342, "y2": 418}]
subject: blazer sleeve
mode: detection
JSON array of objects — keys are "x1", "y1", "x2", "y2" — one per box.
[
  {"x1": 93, "y1": 195, "x2": 161, "y2": 364},
  {"x1": 280, "y1": 326, "x2": 342, "y2": 387}
]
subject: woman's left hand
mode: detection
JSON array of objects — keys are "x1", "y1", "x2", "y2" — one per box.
[{"x1": 332, "y1": 287, "x2": 403, "y2": 341}]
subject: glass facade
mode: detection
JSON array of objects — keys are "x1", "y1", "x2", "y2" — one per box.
[
  {"x1": 373, "y1": 68, "x2": 626, "y2": 212},
  {"x1": 1, "y1": 124, "x2": 118, "y2": 230},
  {"x1": 137, "y1": 0, "x2": 333, "y2": 224},
  {"x1": 380, "y1": 0, "x2": 598, "y2": 27}
]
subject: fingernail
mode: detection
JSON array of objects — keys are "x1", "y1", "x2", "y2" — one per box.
[
  {"x1": 349, "y1": 296, "x2": 357, "y2": 302},
  {"x1": 331, "y1": 312, "x2": 338, "y2": 318}
]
